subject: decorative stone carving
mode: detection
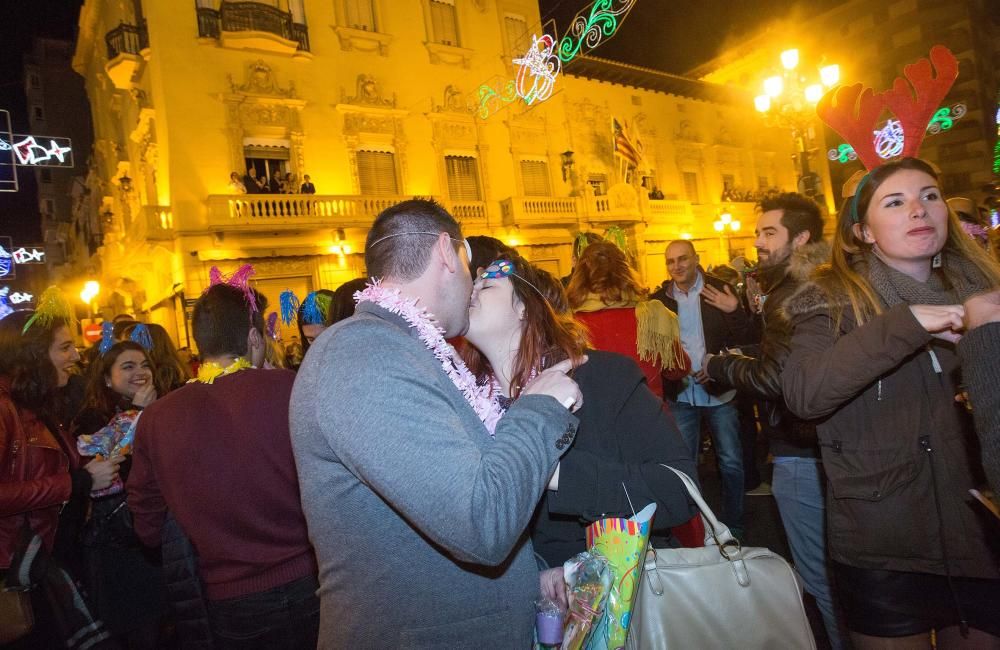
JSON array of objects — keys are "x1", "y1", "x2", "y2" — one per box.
[
  {"x1": 342, "y1": 113, "x2": 397, "y2": 136},
  {"x1": 241, "y1": 104, "x2": 292, "y2": 126},
  {"x1": 342, "y1": 74, "x2": 395, "y2": 108},
  {"x1": 471, "y1": 0, "x2": 488, "y2": 12},
  {"x1": 228, "y1": 60, "x2": 297, "y2": 98},
  {"x1": 436, "y1": 85, "x2": 473, "y2": 114},
  {"x1": 676, "y1": 120, "x2": 700, "y2": 142}
]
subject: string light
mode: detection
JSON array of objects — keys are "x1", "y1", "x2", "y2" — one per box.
[
  {"x1": 557, "y1": 0, "x2": 638, "y2": 63},
  {"x1": 513, "y1": 34, "x2": 562, "y2": 105}
]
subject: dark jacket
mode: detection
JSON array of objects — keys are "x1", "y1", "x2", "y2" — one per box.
[
  {"x1": 781, "y1": 281, "x2": 1000, "y2": 579},
  {"x1": 651, "y1": 271, "x2": 753, "y2": 401},
  {"x1": 300, "y1": 182, "x2": 316, "y2": 194},
  {"x1": 531, "y1": 350, "x2": 698, "y2": 568},
  {"x1": 707, "y1": 242, "x2": 829, "y2": 457},
  {"x1": 958, "y1": 321, "x2": 1000, "y2": 495}
]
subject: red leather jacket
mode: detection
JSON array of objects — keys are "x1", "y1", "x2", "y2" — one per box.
[{"x1": 0, "y1": 376, "x2": 79, "y2": 569}]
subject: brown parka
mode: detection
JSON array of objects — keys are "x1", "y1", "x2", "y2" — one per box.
[{"x1": 781, "y1": 282, "x2": 1000, "y2": 579}]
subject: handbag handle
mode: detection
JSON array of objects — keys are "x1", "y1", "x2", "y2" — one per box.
[{"x1": 659, "y1": 464, "x2": 739, "y2": 552}]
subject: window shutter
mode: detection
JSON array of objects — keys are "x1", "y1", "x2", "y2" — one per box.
[
  {"x1": 445, "y1": 156, "x2": 481, "y2": 201},
  {"x1": 504, "y1": 15, "x2": 528, "y2": 54},
  {"x1": 346, "y1": 0, "x2": 375, "y2": 31},
  {"x1": 357, "y1": 150, "x2": 398, "y2": 195},
  {"x1": 519, "y1": 160, "x2": 551, "y2": 196},
  {"x1": 430, "y1": 0, "x2": 459, "y2": 46},
  {"x1": 683, "y1": 172, "x2": 700, "y2": 203}
]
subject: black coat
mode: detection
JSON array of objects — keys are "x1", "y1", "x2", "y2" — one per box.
[
  {"x1": 530, "y1": 350, "x2": 698, "y2": 568},
  {"x1": 650, "y1": 272, "x2": 753, "y2": 401},
  {"x1": 705, "y1": 243, "x2": 829, "y2": 456}
]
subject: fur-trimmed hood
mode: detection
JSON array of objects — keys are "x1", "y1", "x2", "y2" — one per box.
[{"x1": 756, "y1": 241, "x2": 830, "y2": 295}]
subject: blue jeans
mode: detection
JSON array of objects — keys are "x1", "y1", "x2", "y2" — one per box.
[
  {"x1": 772, "y1": 457, "x2": 847, "y2": 650},
  {"x1": 670, "y1": 399, "x2": 744, "y2": 533},
  {"x1": 207, "y1": 575, "x2": 320, "y2": 649}
]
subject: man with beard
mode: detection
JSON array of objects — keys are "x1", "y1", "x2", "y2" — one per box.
[
  {"x1": 289, "y1": 199, "x2": 584, "y2": 647},
  {"x1": 703, "y1": 193, "x2": 845, "y2": 648}
]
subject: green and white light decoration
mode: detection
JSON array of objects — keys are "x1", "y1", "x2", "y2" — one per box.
[
  {"x1": 477, "y1": 0, "x2": 638, "y2": 119},
  {"x1": 827, "y1": 103, "x2": 967, "y2": 164}
]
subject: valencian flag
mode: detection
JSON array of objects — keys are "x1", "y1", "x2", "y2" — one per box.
[{"x1": 612, "y1": 117, "x2": 642, "y2": 168}]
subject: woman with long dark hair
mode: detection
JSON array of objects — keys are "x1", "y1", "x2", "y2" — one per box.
[
  {"x1": 121, "y1": 322, "x2": 190, "y2": 392},
  {"x1": 0, "y1": 306, "x2": 118, "y2": 648},
  {"x1": 73, "y1": 340, "x2": 168, "y2": 648},
  {"x1": 461, "y1": 254, "x2": 696, "y2": 602},
  {"x1": 782, "y1": 157, "x2": 1000, "y2": 648}
]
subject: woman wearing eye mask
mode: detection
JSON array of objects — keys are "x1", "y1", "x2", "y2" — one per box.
[
  {"x1": 460, "y1": 254, "x2": 697, "y2": 608},
  {"x1": 73, "y1": 341, "x2": 168, "y2": 648},
  {"x1": 782, "y1": 157, "x2": 1000, "y2": 648}
]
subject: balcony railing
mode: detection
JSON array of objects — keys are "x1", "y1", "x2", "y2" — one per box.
[
  {"x1": 445, "y1": 200, "x2": 488, "y2": 224},
  {"x1": 197, "y1": 2, "x2": 309, "y2": 51},
  {"x1": 206, "y1": 194, "x2": 411, "y2": 229},
  {"x1": 501, "y1": 196, "x2": 580, "y2": 226},
  {"x1": 105, "y1": 21, "x2": 149, "y2": 59}
]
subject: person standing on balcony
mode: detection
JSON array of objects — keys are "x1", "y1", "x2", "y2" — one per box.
[
  {"x1": 269, "y1": 169, "x2": 283, "y2": 194},
  {"x1": 651, "y1": 240, "x2": 752, "y2": 539},
  {"x1": 300, "y1": 174, "x2": 316, "y2": 194},
  {"x1": 227, "y1": 172, "x2": 246, "y2": 194},
  {"x1": 243, "y1": 167, "x2": 263, "y2": 194}
]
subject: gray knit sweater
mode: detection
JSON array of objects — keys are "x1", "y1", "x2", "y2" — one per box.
[
  {"x1": 289, "y1": 302, "x2": 578, "y2": 649},
  {"x1": 958, "y1": 321, "x2": 1000, "y2": 495}
]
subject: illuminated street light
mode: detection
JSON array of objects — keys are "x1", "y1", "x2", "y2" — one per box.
[
  {"x1": 764, "y1": 76, "x2": 783, "y2": 97},
  {"x1": 713, "y1": 211, "x2": 740, "y2": 259},
  {"x1": 754, "y1": 95, "x2": 771, "y2": 112},
  {"x1": 820, "y1": 64, "x2": 840, "y2": 87},
  {"x1": 781, "y1": 48, "x2": 799, "y2": 70},
  {"x1": 805, "y1": 84, "x2": 824, "y2": 103},
  {"x1": 80, "y1": 280, "x2": 100, "y2": 304}
]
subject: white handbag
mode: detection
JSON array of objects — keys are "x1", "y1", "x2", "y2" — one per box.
[{"x1": 625, "y1": 465, "x2": 817, "y2": 650}]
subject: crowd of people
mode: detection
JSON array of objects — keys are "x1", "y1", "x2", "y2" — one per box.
[
  {"x1": 2, "y1": 158, "x2": 1000, "y2": 649},
  {"x1": 228, "y1": 169, "x2": 317, "y2": 195}
]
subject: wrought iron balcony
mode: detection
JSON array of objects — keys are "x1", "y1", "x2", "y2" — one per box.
[
  {"x1": 197, "y1": 2, "x2": 309, "y2": 52},
  {"x1": 105, "y1": 21, "x2": 149, "y2": 60}
]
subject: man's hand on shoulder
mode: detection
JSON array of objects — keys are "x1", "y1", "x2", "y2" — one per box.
[{"x1": 522, "y1": 357, "x2": 587, "y2": 412}]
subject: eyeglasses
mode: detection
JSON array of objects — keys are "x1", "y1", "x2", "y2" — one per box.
[{"x1": 368, "y1": 231, "x2": 471, "y2": 263}]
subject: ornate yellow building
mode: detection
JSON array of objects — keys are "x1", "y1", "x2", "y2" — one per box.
[{"x1": 72, "y1": 0, "x2": 797, "y2": 344}]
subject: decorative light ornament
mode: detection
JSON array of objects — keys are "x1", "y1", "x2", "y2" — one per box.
[
  {"x1": 513, "y1": 33, "x2": 562, "y2": 105},
  {"x1": 873, "y1": 119, "x2": 905, "y2": 160},
  {"x1": 0, "y1": 135, "x2": 73, "y2": 166},
  {"x1": 557, "y1": 0, "x2": 638, "y2": 63},
  {"x1": 780, "y1": 49, "x2": 799, "y2": 70},
  {"x1": 827, "y1": 103, "x2": 968, "y2": 164},
  {"x1": 476, "y1": 78, "x2": 518, "y2": 119}
]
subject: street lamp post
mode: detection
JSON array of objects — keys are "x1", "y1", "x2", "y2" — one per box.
[
  {"x1": 754, "y1": 49, "x2": 840, "y2": 199},
  {"x1": 80, "y1": 280, "x2": 100, "y2": 320},
  {"x1": 713, "y1": 211, "x2": 741, "y2": 261}
]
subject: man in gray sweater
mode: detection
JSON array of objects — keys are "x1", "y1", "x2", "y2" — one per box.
[{"x1": 290, "y1": 199, "x2": 583, "y2": 648}]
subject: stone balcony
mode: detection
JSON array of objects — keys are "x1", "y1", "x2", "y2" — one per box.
[
  {"x1": 500, "y1": 196, "x2": 580, "y2": 227},
  {"x1": 143, "y1": 205, "x2": 174, "y2": 240},
  {"x1": 206, "y1": 194, "x2": 414, "y2": 230}
]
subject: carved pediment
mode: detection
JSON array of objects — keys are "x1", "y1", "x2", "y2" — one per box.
[
  {"x1": 228, "y1": 60, "x2": 297, "y2": 98},
  {"x1": 342, "y1": 74, "x2": 395, "y2": 108},
  {"x1": 676, "y1": 120, "x2": 701, "y2": 142}
]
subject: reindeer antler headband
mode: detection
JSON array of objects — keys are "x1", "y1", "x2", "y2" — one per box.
[
  {"x1": 817, "y1": 45, "x2": 959, "y2": 220},
  {"x1": 818, "y1": 45, "x2": 958, "y2": 170}
]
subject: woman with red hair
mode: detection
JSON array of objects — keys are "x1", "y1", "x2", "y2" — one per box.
[{"x1": 566, "y1": 241, "x2": 689, "y2": 400}]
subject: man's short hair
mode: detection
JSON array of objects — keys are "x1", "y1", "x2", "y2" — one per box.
[
  {"x1": 758, "y1": 193, "x2": 824, "y2": 244},
  {"x1": 192, "y1": 284, "x2": 267, "y2": 358},
  {"x1": 665, "y1": 239, "x2": 696, "y2": 255},
  {"x1": 365, "y1": 199, "x2": 462, "y2": 281}
]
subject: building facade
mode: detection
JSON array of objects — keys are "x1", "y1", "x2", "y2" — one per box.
[{"x1": 72, "y1": 0, "x2": 799, "y2": 344}]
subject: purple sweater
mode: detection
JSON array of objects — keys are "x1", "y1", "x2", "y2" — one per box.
[{"x1": 128, "y1": 368, "x2": 316, "y2": 600}]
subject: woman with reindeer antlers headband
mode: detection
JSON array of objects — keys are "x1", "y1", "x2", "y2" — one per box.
[{"x1": 781, "y1": 46, "x2": 1000, "y2": 648}]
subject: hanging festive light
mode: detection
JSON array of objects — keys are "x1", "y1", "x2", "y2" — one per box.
[
  {"x1": 557, "y1": 0, "x2": 638, "y2": 63},
  {"x1": 827, "y1": 103, "x2": 968, "y2": 164},
  {"x1": 513, "y1": 34, "x2": 562, "y2": 105}
]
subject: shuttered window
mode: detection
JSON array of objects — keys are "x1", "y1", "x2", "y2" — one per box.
[
  {"x1": 504, "y1": 15, "x2": 529, "y2": 55},
  {"x1": 445, "y1": 156, "x2": 481, "y2": 201},
  {"x1": 519, "y1": 160, "x2": 551, "y2": 196},
  {"x1": 683, "y1": 171, "x2": 700, "y2": 203},
  {"x1": 357, "y1": 150, "x2": 398, "y2": 195},
  {"x1": 430, "y1": 0, "x2": 459, "y2": 46},
  {"x1": 345, "y1": 0, "x2": 375, "y2": 31}
]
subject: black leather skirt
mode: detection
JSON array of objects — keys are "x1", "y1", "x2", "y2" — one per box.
[{"x1": 834, "y1": 562, "x2": 1000, "y2": 637}]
